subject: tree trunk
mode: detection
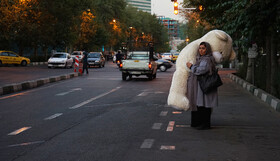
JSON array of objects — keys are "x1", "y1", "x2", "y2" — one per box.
[
  {"x1": 43, "y1": 46, "x2": 48, "y2": 61},
  {"x1": 33, "y1": 45, "x2": 38, "y2": 58},
  {"x1": 270, "y1": 34, "x2": 277, "y2": 95},
  {"x1": 265, "y1": 35, "x2": 271, "y2": 93},
  {"x1": 246, "y1": 58, "x2": 252, "y2": 83}
]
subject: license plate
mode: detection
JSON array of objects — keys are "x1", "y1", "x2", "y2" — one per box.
[
  {"x1": 131, "y1": 72, "x2": 141, "y2": 74},
  {"x1": 134, "y1": 60, "x2": 139, "y2": 62}
]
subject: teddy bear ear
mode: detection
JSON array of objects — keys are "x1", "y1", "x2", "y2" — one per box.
[{"x1": 215, "y1": 30, "x2": 228, "y2": 42}]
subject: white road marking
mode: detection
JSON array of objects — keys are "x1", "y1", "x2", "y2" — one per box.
[
  {"x1": 85, "y1": 102, "x2": 131, "y2": 107},
  {"x1": 137, "y1": 91, "x2": 164, "y2": 96},
  {"x1": 160, "y1": 145, "x2": 175, "y2": 150},
  {"x1": 166, "y1": 121, "x2": 175, "y2": 132},
  {"x1": 176, "y1": 125, "x2": 190, "y2": 128},
  {"x1": 69, "y1": 86, "x2": 122, "y2": 109},
  {"x1": 152, "y1": 123, "x2": 163, "y2": 130},
  {"x1": 8, "y1": 127, "x2": 31, "y2": 135},
  {"x1": 137, "y1": 92, "x2": 149, "y2": 96},
  {"x1": 56, "y1": 88, "x2": 82, "y2": 96},
  {"x1": 44, "y1": 113, "x2": 63, "y2": 120},
  {"x1": 8, "y1": 141, "x2": 45, "y2": 148},
  {"x1": 140, "y1": 139, "x2": 154, "y2": 149},
  {"x1": 159, "y1": 111, "x2": 168, "y2": 116}
]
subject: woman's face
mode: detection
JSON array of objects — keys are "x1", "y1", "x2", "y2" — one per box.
[{"x1": 199, "y1": 44, "x2": 207, "y2": 56}]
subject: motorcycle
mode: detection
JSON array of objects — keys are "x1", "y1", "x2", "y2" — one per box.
[{"x1": 116, "y1": 60, "x2": 122, "y2": 68}]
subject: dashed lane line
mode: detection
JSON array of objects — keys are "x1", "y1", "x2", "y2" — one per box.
[
  {"x1": 140, "y1": 139, "x2": 154, "y2": 149},
  {"x1": 8, "y1": 141, "x2": 45, "y2": 148},
  {"x1": 152, "y1": 123, "x2": 163, "y2": 130},
  {"x1": 8, "y1": 127, "x2": 31, "y2": 136},
  {"x1": 69, "y1": 86, "x2": 122, "y2": 109},
  {"x1": 159, "y1": 111, "x2": 168, "y2": 116},
  {"x1": 44, "y1": 113, "x2": 63, "y2": 120}
]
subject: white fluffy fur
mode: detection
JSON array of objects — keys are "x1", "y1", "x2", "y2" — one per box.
[{"x1": 167, "y1": 30, "x2": 236, "y2": 111}]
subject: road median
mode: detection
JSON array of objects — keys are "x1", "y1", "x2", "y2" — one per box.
[{"x1": 0, "y1": 73, "x2": 81, "y2": 96}]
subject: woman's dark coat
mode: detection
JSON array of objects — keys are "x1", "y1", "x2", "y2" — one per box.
[{"x1": 187, "y1": 54, "x2": 218, "y2": 111}]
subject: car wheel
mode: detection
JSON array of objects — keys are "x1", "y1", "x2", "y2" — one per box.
[
  {"x1": 122, "y1": 73, "x2": 127, "y2": 81},
  {"x1": 159, "y1": 65, "x2": 167, "y2": 72},
  {"x1": 21, "y1": 60, "x2": 27, "y2": 66},
  {"x1": 0, "y1": 60, "x2": 2, "y2": 66},
  {"x1": 129, "y1": 74, "x2": 132, "y2": 79}
]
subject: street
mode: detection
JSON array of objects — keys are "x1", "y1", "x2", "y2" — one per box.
[{"x1": 1, "y1": 62, "x2": 280, "y2": 161}]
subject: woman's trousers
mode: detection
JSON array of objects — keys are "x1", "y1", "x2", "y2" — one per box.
[{"x1": 191, "y1": 106, "x2": 211, "y2": 129}]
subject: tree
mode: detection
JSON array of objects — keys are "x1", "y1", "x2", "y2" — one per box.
[{"x1": 182, "y1": 0, "x2": 280, "y2": 97}]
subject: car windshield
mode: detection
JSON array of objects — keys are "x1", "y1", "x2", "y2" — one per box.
[
  {"x1": 163, "y1": 53, "x2": 171, "y2": 56},
  {"x1": 88, "y1": 53, "x2": 100, "y2": 58},
  {"x1": 52, "y1": 54, "x2": 66, "y2": 58},
  {"x1": 128, "y1": 54, "x2": 149, "y2": 60},
  {"x1": 72, "y1": 52, "x2": 81, "y2": 55}
]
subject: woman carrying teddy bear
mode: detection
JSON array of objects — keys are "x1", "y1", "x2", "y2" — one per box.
[{"x1": 186, "y1": 41, "x2": 218, "y2": 130}]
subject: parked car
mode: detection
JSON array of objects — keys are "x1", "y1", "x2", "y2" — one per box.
[
  {"x1": 0, "y1": 51, "x2": 30, "y2": 66},
  {"x1": 87, "y1": 52, "x2": 105, "y2": 68},
  {"x1": 161, "y1": 53, "x2": 173, "y2": 61},
  {"x1": 172, "y1": 53, "x2": 179, "y2": 62},
  {"x1": 48, "y1": 52, "x2": 73, "y2": 68},
  {"x1": 70, "y1": 51, "x2": 84, "y2": 62},
  {"x1": 156, "y1": 59, "x2": 173, "y2": 72}
]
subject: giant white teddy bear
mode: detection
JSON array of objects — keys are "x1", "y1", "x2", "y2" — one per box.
[{"x1": 168, "y1": 30, "x2": 236, "y2": 111}]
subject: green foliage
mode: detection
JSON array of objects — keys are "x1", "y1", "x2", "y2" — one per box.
[
  {"x1": 183, "y1": 0, "x2": 280, "y2": 98},
  {"x1": 0, "y1": 0, "x2": 168, "y2": 55}
]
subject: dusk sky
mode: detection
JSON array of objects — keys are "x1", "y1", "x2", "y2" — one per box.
[{"x1": 151, "y1": 0, "x2": 185, "y2": 22}]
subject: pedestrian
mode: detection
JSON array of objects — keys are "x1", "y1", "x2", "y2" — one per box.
[
  {"x1": 116, "y1": 50, "x2": 122, "y2": 62},
  {"x1": 186, "y1": 41, "x2": 218, "y2": 130},
  {"x1": 82, "y1": 51, "x2": 89, "y2": 74}
]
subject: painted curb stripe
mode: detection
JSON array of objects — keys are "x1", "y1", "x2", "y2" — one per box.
[{"x1": 166, "y1": 121, "x2": 175, "y2": 132}]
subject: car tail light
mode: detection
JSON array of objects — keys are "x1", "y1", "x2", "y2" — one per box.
[
  {"x1": 120, "y1": 63, "x2": 123, "y2": 68},
  {"x1": 149, "y1": 63, "x2": 152, "y2": 69}
]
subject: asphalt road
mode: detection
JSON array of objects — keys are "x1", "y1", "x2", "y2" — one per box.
[{"x1": 0, "y1": 62, "x2": 280, "y2": 161}]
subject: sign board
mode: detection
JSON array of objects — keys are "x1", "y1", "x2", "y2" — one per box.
[{"x1": 248, "y1": 43, "x2": 258, "y2": 58}]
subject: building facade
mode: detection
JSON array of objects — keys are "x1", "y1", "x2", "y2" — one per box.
[
  {"x1": 126, "y1": 0, "x2": 151, "y2": 13},
  {"x1": 158, "y1": 16, "x2": 180, "y2": 39},
  {"x1": 158, "y1": 16, "x2": 183, "y2": 50}
]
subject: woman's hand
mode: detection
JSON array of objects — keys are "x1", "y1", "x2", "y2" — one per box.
[{"x1": 186, "y1": 62, "x2": 193, "y2": 69}]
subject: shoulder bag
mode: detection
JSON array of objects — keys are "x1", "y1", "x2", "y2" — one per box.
[{"x1": 197, "y1": 68, "x2": 223, "y2": 94}]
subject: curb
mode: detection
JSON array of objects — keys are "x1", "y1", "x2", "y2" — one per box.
[
  {"x1": 0, "y1": 72, "x2": 82, "y2": 96},
  {"x1": 229, "y1": 74, "x2": 280, "y2": 112},
  {"x1": 29, "y1": 62, "x2": 48, "y2": 66}
]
